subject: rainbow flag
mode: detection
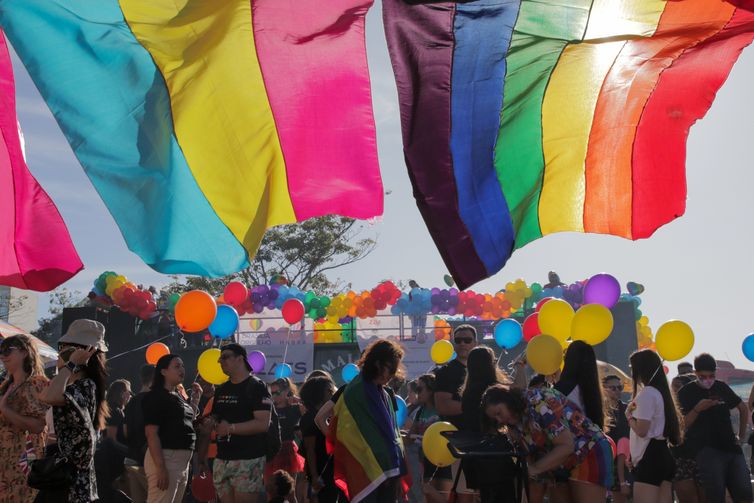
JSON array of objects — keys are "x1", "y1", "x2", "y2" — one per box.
[
  {"x1": 327, "y1": 374, "x2": 406, "y2": 502},
  {"x1": 384, "y1": 0, "x2": 754, "y2": 289},
  {"x1": 0, "y1": 0, "x2": 382, "y2": 279},
  {"x1": 0, "y1": 29, "x2": 82, "y2": 291}
]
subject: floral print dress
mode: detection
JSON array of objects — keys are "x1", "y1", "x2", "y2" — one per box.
[
  {"x1": 0, "y1": 375, "x2": 49, "y2": 503},
  {"x1": 53, "y1": 378, "x2": 98, "y2": 503}
]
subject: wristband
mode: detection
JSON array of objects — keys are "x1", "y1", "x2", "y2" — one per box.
[{"x1": 64, "y1": 361, "x2": 79, "y2": 374}]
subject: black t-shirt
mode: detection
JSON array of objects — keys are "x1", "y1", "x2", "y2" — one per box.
[
  {"x1": 107, "y1": 407, "x2": 127, "y2": 444},
  {"x1": 678, "y1": 380, "x2": 742, "y2": 455},
  {"x1": 142, "y1": 389, "x2": 196, "y2": 450},
  {"x1": 300, "y1": 409, "x2": 332, "y2": 483},
  {"x1": 606, "y1": 400, "x2": 629, "y2": 444},
  {"x1": 124, "y1": 392, "x2": 148, "y2": 464},
  {"x1": 434, "y1": 359, "x2": 467, "y2": 428},
  {"x1": 211, "y1": 376, "x2": 272, "y2": 460},
  {"x1": 278, "y1": 405, "x2": 301, "y2": 441},
  {"x1": 460, "y1": 383, "x2": 489, "y2": 432}
]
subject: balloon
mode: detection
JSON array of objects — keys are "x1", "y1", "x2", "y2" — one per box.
[
  {"x1": 430, "y1": 340, "x2": 454, "y2": 364},
  {"x1": 523, "y1": 313, "x2": 541, "y2": 342},
  {"x1": 583, "y1": 274, "x2": 621, "y2": 308},
  {"x1": 249, "y1": 319, "x2": 263, "y2": 331},
  {"x1": 191, "y1": 471, "x2": 216, "y2": 502},
  {"x1": 198, "y1": 349, "x2": 228, "y2": 385},
  {"x1": 571, "y1": 304, "x2": 614, "y2": 346},
  {"x1": 223, "y1": 281, "x2": 248, "y2": 307},
  {"x1": 537, "y1": 299, "x2": 574, "y2": 343},
  {"x1": 743, "y1": 334, "x2": 754, "y2": 362},
  {"x1": 175, "y1": 290, "x2": 217, "y2": 332},
  {"x1": 535, "y1": 297, "x2": 553, "y2": 312},
  {"x1": 282, "y1": 299, "x2": 305, "y2": 325},
  {"x1": 655, "y1": 320, "x2": 694, "y2": 361},
  {"x1": 443, "y1": 274, "x2": 455, "y2": 287},
  {"x1": 145, "y1": 342, "x2": 169, "y2": 365},
  {"x1": 526, "y1": 334, "x2": 563, "y2": 375},
  {"x1": 208, "y1": 305, "x2": 240, "y2": 339},
  {"x1": 494, "y1": 319, "x2": 523, "y2": 349},
  {"x1": 341, "y1": 363, "x2": 359, "y2": 383},
  {"x1": 395, "y1": 396, "x2": 408, "y2": 427},
  {"x1": 248, "y1": 351, "x2": 267, "y2": 374},
  {"x1": 274, "y1": 363, "x2": 293, "y2": 379},
  {"x1": 422, "y1": 421, "x2": 458, "y2": 467}
]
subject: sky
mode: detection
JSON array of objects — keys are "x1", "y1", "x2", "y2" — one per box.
[{"x1": 8, "y1": 4, "x2": 754, "y2": 372}]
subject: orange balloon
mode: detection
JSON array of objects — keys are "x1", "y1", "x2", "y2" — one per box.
[
  {"x1": 175, "y1": 290, "x2": 217, "y2": 332},
  {"x1": 146, "y1": 342, "x2": 169, "y2": 365}
]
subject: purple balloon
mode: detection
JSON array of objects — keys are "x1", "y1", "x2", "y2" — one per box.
[
  {"x1": 583, "y1": 274, "x2": 620, "y2": 308},
  {"x1": 248, "y1": 351, "x2": 266, "y2": 374}
]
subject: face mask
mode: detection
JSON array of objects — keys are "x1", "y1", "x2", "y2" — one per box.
[{"x1": 698, "y1": 378, "x2": 715, "y2": 390}]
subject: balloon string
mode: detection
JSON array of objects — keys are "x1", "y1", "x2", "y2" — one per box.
[
  {"x1": 282, "y1": 323, "x2": 293, "y2": 365},
  {"x1": 107, "y1": 334, "x2": 173, "y2": 361}
]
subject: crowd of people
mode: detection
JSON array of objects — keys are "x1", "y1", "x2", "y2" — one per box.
[{"x1": 0, "y1": 318, "x2": 753, "y2": 503}]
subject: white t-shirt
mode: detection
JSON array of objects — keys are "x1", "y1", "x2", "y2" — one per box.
[{"x1": 629, "y1": 385, "x2": 666, "y2": 464}]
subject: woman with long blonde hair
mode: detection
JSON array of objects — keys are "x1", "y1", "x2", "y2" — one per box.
[{"x1": 0, "y1": 334, "x2": 49, "y2": 502}]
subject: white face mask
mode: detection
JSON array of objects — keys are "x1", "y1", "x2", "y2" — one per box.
[{"x1": 698, "y1": 377, "x2": 715, "y2": 390}]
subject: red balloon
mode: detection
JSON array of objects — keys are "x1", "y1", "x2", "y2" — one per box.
[
  {"x1": 523, "y1": 313, "x2": 541, "y2": 342},
  {"x1": 535, "y1": 297, "x2": 553, "y2": 313},
  {"x1": 223, "y1": 281, "x2": 248, "y2": 307},
  {"x1": 282, "y1": 299, "x2": 305, "y2": 325}
]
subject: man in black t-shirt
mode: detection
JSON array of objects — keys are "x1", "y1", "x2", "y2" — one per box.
[
  {"x1": 677, "y1": 353, "x2": 752, "y2": 503},
  {"x1": 199, "y1": 343, "x2": 272, "y2": 503},
  {"x1": 433, "y1": 324, "x2": 478, "y2": 502}
]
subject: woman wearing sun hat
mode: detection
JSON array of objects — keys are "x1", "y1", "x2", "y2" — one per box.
[{"x1": 39, "y1": 319, "x2": 109, "y2": 503}]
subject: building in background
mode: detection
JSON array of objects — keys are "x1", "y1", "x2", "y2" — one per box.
[{"x1": 0, "y1": 286, "x2": 38, "y2": 333}]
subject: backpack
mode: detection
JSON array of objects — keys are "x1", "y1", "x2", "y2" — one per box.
[{"x1": 243, "y1": 377, "x2": 281, "y2": 461}]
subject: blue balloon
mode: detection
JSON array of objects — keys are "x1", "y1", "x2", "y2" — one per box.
[
  {"x1": 743, "y1": 334, "x2": 754, "y2": 362},
  {"x1": 494, "y1": 319, "x2": 523, "y2": 349},
  {"x1": 395, "y1": 396, "x2": 408, "y2": 427},
  {"x1": 209, "y1": 305, "x2": 240, "y2": 339},
  {"x1": 274, "y1": 363, "x2": 292, "y2": 379},
  {"x1": 341, "y1": 363, "x2": 359, "y2": 383}
]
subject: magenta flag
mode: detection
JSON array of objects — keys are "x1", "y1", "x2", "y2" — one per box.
[{"x1": 0, "y1": 30, "x2": 82, "y2": 291}]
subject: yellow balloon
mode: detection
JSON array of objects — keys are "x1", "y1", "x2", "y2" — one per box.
[
  {"x1": 526, "y1": 334, "x2": 563, "y2": 375},
  {"x1": 655, "y1": 320, "x2": 694, "y2": 361},
  {"x1": 198, "y1": 348, "x2": 229, "y2": 385},
  {"x1": 571, "y1": 304, "x2": 614, "y2": 346},
  {"x1": 537, "y1": 299, "x2": 574, "y2": 343},
  {"x1": 431, "y1": 340, "x2": 454, "y2": 364},
  {"x1": 422, "y1": 421, "x2": 458, "y2": 467}
]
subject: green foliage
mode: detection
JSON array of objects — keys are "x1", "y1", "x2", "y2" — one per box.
[{"x1": 160, "y1": 216, "x2": 375, "y2": 296}]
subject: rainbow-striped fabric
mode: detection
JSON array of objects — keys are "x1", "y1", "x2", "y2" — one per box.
[
  {"x1": 0, "y1": 0, "x2": 382, "y2": 280},
  {"x1": 384, "y1": 0, "x2": 754, "y2": 289},
  {"x1": 327, "y1": 374, "x2": 406, "y2": 503}
]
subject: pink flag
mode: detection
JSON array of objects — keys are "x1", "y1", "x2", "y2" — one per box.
[{"x1": 0, "y1": 30, "x2": 82, "y2": 291}]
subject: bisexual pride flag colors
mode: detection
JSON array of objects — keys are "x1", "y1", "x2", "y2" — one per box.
[
  {"x1": 0, "y1": 0, "x2": 382, "y2": 287},
  {"x1": 384, "y1": 0, "x2": 754, "y2": 289}
]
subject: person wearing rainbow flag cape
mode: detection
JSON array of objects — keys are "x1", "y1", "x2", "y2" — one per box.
[{"x1": 327, "y1": 340, "x2": 408, "y2": 503}]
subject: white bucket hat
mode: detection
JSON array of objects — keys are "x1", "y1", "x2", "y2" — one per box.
[{"x1": 58, "y1": 319, "x2": 108, "y2": 353}]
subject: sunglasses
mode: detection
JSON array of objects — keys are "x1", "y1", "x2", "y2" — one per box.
[
  {"x1": 454, "y1": 337, "x2": 474, "y2": 344},
  {"x1": 271, "y1": 390, "x2": 285, "y2": 396},
  {"x1": 605, "y1": 385, "x2": 623, "y2": 391},
  {"x1": 0, "y1": 346, "x2": 22, "y2": 357}
]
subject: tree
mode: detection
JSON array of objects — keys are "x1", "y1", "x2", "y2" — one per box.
[
  {"x1": 161, "y1": 216, "x2": 376, "y2": 296},
  {"x1": 33, "y1": 288, "x2": 85, "y2": 343}
]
